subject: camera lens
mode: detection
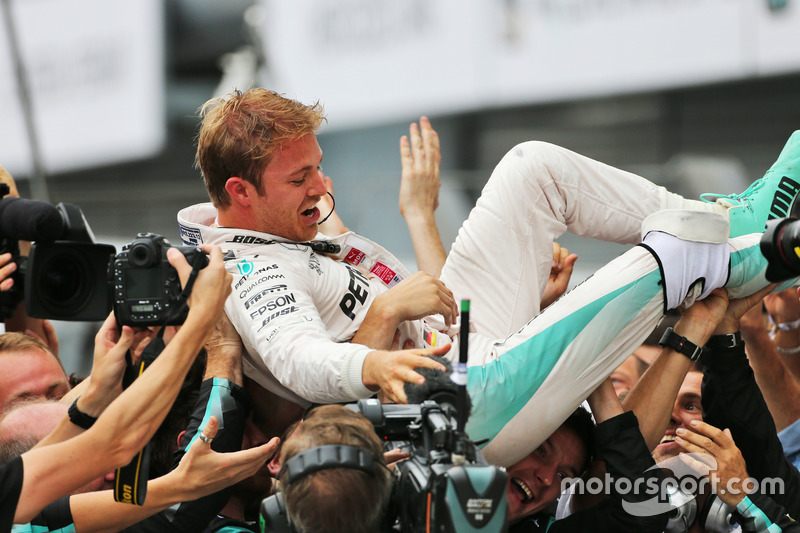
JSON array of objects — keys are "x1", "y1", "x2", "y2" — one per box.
[
  {"x1": 37, "y1": 249, "x2": 93, "y2": 314},
  {"x1": 782, "y1": 221, "x2": 800, "y2": 268},
  {"x1": 45, "y1": 263, "x2": 81, "y2": 302},
  {"x1": 129, "y1": 241, "x2": 158, "y2": 268}
]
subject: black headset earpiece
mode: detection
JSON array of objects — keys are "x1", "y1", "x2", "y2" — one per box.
[
  {"x1": 281, "y1": 444, "x2": 378, "y2": 483},
  {"x1": 261, "y1": 444, "x2": 381, "y2": 532},
  {"x1": 260, "y1": 492, "x2": 294, "y2": 533}
]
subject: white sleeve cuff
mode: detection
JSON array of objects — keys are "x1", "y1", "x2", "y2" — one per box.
[{"x1": 343, "y1": 348, "x2": 376, "y2": 399}]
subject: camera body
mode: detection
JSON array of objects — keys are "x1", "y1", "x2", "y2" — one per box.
[{"x1": 111, "y1": 233, "x2": 207, "y2": 326}]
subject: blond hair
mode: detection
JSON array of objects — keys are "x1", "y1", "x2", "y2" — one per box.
[{"x1": 195, "y1": 88, "x2": 325, "y2": 207}]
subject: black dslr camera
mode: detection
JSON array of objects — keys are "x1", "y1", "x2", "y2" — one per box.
[{"x1": 111, "y1": 233, "x2": 207, "y2": 326}]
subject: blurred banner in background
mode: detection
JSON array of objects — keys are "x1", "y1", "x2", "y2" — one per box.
[
  {"x1": 259, "y1": 0, "x2": 800, "y2": 130},
  {"x1": 0, "y1": 0, "x2": 165, "y2": 176}
]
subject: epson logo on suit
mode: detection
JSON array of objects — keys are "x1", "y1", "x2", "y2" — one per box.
[{"x1": 249, "y1": 294, "x2": 298, "y2": 319}]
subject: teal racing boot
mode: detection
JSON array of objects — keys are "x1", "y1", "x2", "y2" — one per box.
[
  {"x1": 700, "y1": 131, "x2": 800, "y2": 296},
  {"x1": 702, "y1": 130, "x2": 800, "y2": 238}
]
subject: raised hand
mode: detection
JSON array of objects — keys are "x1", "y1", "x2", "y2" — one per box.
[
  {"x1": 373, "y1": 271, "x2": 458, "y2": 327},
  {"x1": 167, "y1": 244, "x2": 231, "y2": 327},
  {"x1": 171, "y1": 415, "x2": 280, "y2": 498},
  {"x1": 399, "y1": 116, "x2": 447, "y2": 277},
  {"x1": 540, "y1": 242, "x2": 578, "y2": 309},
  {"x1": 675, "y1": 419, "x2": 751, "y2": 506},
  {"x1": 362, "y1": 344, "x2": 451, "y2": 404},
  {"x1": 400, "y1": 116, "x2": 441, "y2": 220},
  {"x1": 316, "y1": 173, "x2": 350, "y2": 236}
]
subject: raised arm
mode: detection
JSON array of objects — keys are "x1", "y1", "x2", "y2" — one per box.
[
  {"x1": 27, "y1": 416, "x2": 276, "y2": 533},
  {"x1": 738, "y1": 289, "x2": 800, "y2": 433},
  {"x1": 622, "y1": 288, "x2": 730, "y2": 451},
  {"x1": 351, "y1": 271, "x2": 457, "y2": 350},
  {"x1": 14, "y1": 244, "x2": 231, "y2": 523},
  {"x1": 399, "y1": 117, "x2": 447, "y2": 278}
]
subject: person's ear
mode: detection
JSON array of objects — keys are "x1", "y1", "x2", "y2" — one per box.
[
  {"x1": 225, "y1": 177, "x2": 253, "y2": 207},
  {"x1": 268, "y1": 449, "x2": 282, "y2": 478},
  {"x1": 176, "y1": 430, "x2": 186, "y2": 448}
]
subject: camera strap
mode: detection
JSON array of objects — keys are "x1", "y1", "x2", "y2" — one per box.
[
  {"x1": 177, "y1": 251, "x2": 206, "y2": 302},
  {"x1": 161, "y1": 252, "x2": 206, "y2": 325},
  {"x1": 114, "y1": 329, "x2": 166, "y2": 505}
]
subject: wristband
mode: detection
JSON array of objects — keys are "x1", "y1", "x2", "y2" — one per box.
[
  {"x1": 68, "y1": 397, "x2": 98, "y2": 430},
  {"x1": 706, "y1": 331, "x2": 742, "y2": 350},
  {"x1": 768, "y1": 315, "x2": 800, "y2": 330},
  {"x1": 767, "y1": 315, "x2": 800, "y2": 339},
  {"x1": 659, "y1": 327, "x2": 703, "y2": 362}
]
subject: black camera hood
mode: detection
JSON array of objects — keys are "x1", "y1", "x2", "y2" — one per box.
[{"x1": 56, "y1": 202, "x2": 98, "y2": 243}]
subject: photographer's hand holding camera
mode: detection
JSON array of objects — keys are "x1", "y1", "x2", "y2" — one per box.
[
  {"x1": 0, "y1": 252, "x2": 17, "y2": 293},
  {"x1": 39, "y1": 313, "x2": 155, "y2": 446},
  {"x1": 169, "y1": 244, "x2": 231, "y2": 322},
  {"x1": 0, "y1": 164, "x2": 60, "y2": 357},
  {"x1": 5, "y1": 244, "x2": 232, "y2": 527},
  {"x1": 19, "y1": 412, "x2": 279, "y2": 533}
]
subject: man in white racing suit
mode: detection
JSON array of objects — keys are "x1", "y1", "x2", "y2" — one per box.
[{"x1": 178, "y1": 87, "x2": 800, "y2": 467}]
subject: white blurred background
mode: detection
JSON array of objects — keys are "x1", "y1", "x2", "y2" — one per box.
[{"x1": 1, "y1": 0, "x2": 799, "y2": 373}]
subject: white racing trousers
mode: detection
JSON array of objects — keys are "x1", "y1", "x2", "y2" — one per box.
[{"x1": 440, "y1": 141, "x2": 760, "y2": 467}]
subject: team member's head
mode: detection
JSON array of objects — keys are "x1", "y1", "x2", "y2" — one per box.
[
  {"x1": 506, "y1": 407, "x2": 593, "y2": 523},
  {"x1": 0, "y1": 399, "x2": 115, "y2": 492},
  {"x1": 652, "y1": 369, "x2": 703, "y2": 463},
  {"x1": 196, "y1": 89, "x2": 327, "y2": 241},
  {"x1": 610, "y1": 352, "x2": 650, "y2": 397},
  {"x1": 0, "y1": 333, "x2": 69, "y2": 410},
  {"x1": 0, "y1": 398, "x2": 65, "y2": 464},
  {"x1": 279, "y1": 405, "x2": 392, "y2": 533}
]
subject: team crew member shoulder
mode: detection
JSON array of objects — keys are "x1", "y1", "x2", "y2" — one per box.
[{"x1": 177, "y1": 203, "x2": 451, "y2": 405}]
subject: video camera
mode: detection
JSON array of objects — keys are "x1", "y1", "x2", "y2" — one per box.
[
  {"x1": 259, "y1": 357, "x2": 509, "y2": 533},
  {"x1": 0, "y1": 188, "x2": 206, "y2": 327},
  {"x1": 0, "y1": 187, "x2": 115, "y2": 321},
  {"x1": 356, "y1": 397, "x2": 508, "y2": 533}
]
